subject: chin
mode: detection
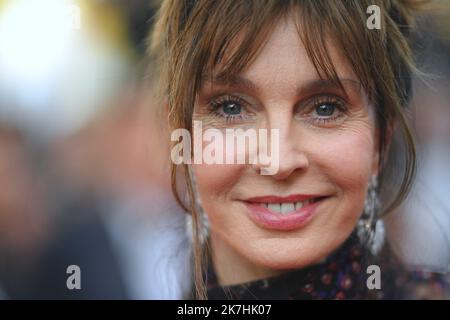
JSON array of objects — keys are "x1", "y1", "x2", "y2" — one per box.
[
  {"x1": 240, "y1": 237, "x2": 332, "y2": 271},
  {"x1": 244, "y1": 226, "x2": 357, "y2": 272}
]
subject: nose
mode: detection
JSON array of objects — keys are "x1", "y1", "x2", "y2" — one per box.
[
  {"x1": 253, "y1": 115, "x2": 309, "y2": 180},
  {"x1": 271, "y1": 134, "x2": 309, "y2": 180}
]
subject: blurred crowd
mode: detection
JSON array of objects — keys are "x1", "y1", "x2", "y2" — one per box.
[
  {"x1": 0, "y1": 0, "x2": 449, "y2": 299},
  {"x1": 0, "y1": 0, "x2": 191, "y2": 299}
]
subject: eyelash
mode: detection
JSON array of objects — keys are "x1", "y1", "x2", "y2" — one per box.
[
  {"x1": 303, "y1": 96, "x2": 348, "y2": 126},
  {"x1": 207, "y1": 94, "x2": 348, "y2": 125},
  {"x1": 208, "y1": 95, "x2": 251, "y2": 122}
]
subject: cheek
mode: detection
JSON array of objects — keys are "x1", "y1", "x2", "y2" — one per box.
[
  {"x1": 310, "y1": 125, "x2": 376, "y2": 214},
  {"x1": 192, "y1": 163, "x2": 249, "y2": 240},
  {"x1": 192, "y1": 163, "x2": 243, "y2": 207},
  {"x1": 329, "y1": 133, "x2": 373, "y2": 184}
]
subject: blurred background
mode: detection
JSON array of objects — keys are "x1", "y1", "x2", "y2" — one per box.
[
  {"x1": 0, "y1": 0, "x2": 448, "y2": 299},
  {"x1": 0, "y1": 0, "x2": 191, "y2": 299}
]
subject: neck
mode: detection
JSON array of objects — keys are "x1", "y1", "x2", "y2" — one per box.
[{"x1": 210, "y1": 232, "x2": 283, "y2": 286}]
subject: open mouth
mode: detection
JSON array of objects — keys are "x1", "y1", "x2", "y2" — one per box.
[
  {"x1": 246, "y1": 196, "x2": 328, "y2": 215},
  {"x1": 243, "y1": 195, "x2": 328, "y2": 231},
  {"x1": 249, "y1": 197, "x2": 326, "y2": 215}
]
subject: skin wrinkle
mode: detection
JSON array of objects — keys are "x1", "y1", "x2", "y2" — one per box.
[
  {"x1": 150, "y1": 1, "x2": 419, "y2": 298},
  {"x1": 191, "y1": 14, "x2": 380, "y2": 286}
]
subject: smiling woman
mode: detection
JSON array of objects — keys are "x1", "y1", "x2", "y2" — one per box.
[{"x1": 148, "y1": 0, "x2": 448, "y2": 299}]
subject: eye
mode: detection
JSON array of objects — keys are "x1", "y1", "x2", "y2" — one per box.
[
  {"x1": 208, "y1": 94, "x2": 253, "y2": 122},
  {"x1": 295, "y1": 95, "x2": 348, "y2": 127},
  {"x1": 221, "y1": 102, "x2": 242, "y2": 115},
  {"x1": 315, "y1": 103, "x2": 336, "y2": 117}
]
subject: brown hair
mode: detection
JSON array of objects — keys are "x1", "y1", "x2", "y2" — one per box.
[{"x1": 148, "y1": 0, "x2": 425, "y2": 299}]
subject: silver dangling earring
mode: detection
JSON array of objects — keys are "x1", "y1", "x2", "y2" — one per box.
[
  {"x1": 357, "y1": 175, "x2": 385, "y2": 255},
  {"x1": 185, "y1": 167, "x2": 210, "y2": 245}
]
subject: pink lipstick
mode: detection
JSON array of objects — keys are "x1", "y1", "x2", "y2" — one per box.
[{"x1": 243, "y1": 194, "x2": 327, "y2": 231}]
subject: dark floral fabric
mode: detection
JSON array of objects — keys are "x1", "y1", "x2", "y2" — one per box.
[{"x1": 205, "y1": 234, "x2": 449, "y2": 300}]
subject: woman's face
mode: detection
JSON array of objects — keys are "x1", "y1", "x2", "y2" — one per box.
[{"x1": 192, "y1": 15, "x2": 379, "y2": 284}]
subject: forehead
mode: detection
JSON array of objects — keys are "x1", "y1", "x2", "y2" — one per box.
[
  {"x1": 202, "y1": 14, "x2": 359, "y2": 99},
  {"x1": 249, "y1": 16, "x2": 354, "y2": 86}
]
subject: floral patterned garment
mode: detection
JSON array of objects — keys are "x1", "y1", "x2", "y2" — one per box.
[{"x1": 205, "y1": 233, "x2": 449, "y2": 300}]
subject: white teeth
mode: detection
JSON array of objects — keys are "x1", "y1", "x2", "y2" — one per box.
[
  {"x1": 268, "y1": 203, "x2": 281, "y2": 212},
  {"x1": 263, "y1": 199, "x2": 318, "y2": 214},
  {"x1": 281, "y1": 203, "x2": 295, "y2": 214}
]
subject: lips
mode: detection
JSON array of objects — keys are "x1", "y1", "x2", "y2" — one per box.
[{"x1": 243, "y1": 195, "x2": 327, "y2": 231}]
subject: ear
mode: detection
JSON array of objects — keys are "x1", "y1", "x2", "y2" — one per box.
[{"x1": 373, "y1": 120, "x2": 395, "y2": 176}]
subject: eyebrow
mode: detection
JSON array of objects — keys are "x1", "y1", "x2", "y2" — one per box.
[
  {"x1": 202, "y1": 74, "x2": 259, "y2": 92},
  {"x1": 201, "y1": 74, "x2": 362, "y2": 98}
]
